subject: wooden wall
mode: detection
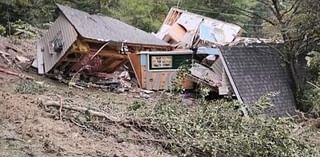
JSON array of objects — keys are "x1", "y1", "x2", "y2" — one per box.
[
  {"x1": 40, "y1": 15, "x2": 78, "y2": 73},
  {"x1": 139, "y1": 54, "x2": 177, "y2": 90}
]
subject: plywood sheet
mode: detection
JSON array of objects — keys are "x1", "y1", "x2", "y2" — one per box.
[{"x1": 128, "y1": 53, "x2": 142, "y2": 87}]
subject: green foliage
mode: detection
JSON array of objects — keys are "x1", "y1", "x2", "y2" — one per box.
[
  {"x1": 10, "y1": 20, "x2": 37, "y2": 38},
  {"x1": 103, "y1": 0, "x2": 169, "y2": 32},
  {"x1": 179, "y1": 0, "x2": 257, "y2": 28},
  {"x1": 301, "y1": 52, "x2": 320, "y2": 117},
  {"x1": 141, "y1": 97, "x2": 319, "y2": 156},
  {"x1": 0, "y1": 24, "x2": 5, "y2": 36},
  {"x1": 170, "y1": 62, "x2": 192, "y2": 94},
  {"x1": 0, "y1": 0, "x2": 263, "y2": 34},
  {"x1": 15, "y1": 80, "x2": 46, "y2": 94},
  {"x1": 128, "y1": 100, "x2": 146, "y2": 111}
]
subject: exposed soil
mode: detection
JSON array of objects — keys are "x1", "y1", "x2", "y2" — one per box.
[
  {"x1": 0, "y1": 73, "x2": 171, "y2": 157},
  {"x1": 0, "y1": 37, "x2": 171, "y2": 157}
]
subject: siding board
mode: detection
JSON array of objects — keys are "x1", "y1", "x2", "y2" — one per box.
[{"x1": 41, "y1": 15, "x2": 78, "y2": 73}]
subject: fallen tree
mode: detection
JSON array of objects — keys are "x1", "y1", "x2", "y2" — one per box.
[{"x1": 39, "y1": 95, "x2": 320, "y2": 157}]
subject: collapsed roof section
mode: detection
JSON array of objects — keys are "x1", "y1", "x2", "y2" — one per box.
[
  {"x1": 220, "y1": 45, "x2": 296, "y2": 117},
  {"x1": 56, "y1": 4, "x2": 170, "y2": 47},
  {"x1": 35, "y1": 4, "x2": 172, "y2": 74},
  {"x1": 155, "y1": 8, "x2": 242, "y2": 48}
]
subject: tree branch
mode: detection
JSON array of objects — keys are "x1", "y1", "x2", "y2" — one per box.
[
  {"x1": 271, "y1": 0, "x2": 282, "y2": 21},
  {"x1": 282, "y1": 0, "x2": 302, "y2": 16},
  {"x1": 233, "y1": 6, "x2": 276, "y2": 26}
]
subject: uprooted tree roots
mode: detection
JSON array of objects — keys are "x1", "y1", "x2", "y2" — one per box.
[{"x1": 39, "y1": 97, "x2": 319, "y2": 157}]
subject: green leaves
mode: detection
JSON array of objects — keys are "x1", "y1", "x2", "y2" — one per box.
[
  {"x1": 102, "y1": 0, "x2": 169, "y2": 32},
  {"x1": 140, "y1": 97, "x2": 319, "y2": 156},
  {"x1": 15, "y1": 80, "x2": 47, "y2": 95}
]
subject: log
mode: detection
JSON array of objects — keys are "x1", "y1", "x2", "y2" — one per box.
[
  {"x1": 41, "y1": 100, "x2": 121, "y2": 123},
  {"x1": 0, "y1": 67, "x2": 33, "y2": 80}
]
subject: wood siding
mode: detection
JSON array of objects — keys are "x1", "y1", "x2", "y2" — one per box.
[
  {"x1": 40, "y1": 15, "x2": 78, "y2": 73},
  {"x1": 140, "y1": 54, "x2": 177, "y2": 90}
]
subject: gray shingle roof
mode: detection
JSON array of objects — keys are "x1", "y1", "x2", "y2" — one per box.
[
  {"x1": 56, "y1": 4, "x2": 170, "y2": 47},
  {"x1": 221, "y1": 45, "x2": 296, "y2": 117}
]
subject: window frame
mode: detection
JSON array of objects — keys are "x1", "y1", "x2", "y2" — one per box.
[{"x1": 148, "y1": 54, "x2": 192, "y2": 71}]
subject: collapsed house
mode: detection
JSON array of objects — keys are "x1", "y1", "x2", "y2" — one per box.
[
  {"x1": 33, "y1": 4, "x2": 172, "y2": 88},
  {"x1": 151, "y1": 8, "x2": 296, "y2": 116},
  {"x1": 33, "y1": 5, "x2": 296, "y2": 116},
  {"x1": 155, "y1": 8, "x2": 242, "y2": 47}
]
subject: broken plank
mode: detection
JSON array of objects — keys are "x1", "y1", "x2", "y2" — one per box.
[{"x1": 0, "y1": 67, "x2": 33, "y2": 80}]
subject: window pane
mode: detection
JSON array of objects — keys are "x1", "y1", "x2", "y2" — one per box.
[{"x1": 151, "y1": 56, "x2": 172, "y2": 69}]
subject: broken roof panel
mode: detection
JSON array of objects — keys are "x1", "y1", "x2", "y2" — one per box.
[
  {"x1": 156, "y1": 7, "x2": 242, "y2": 47},
  {"x1": 220, "y1": 45, "x2": 296, "y2": 117},
  {"x1": 199, "y1": 20, "x2": 241, "y2": 44},
  {"x1": 176, "y1": 13, "x2": 203, "y2": 31},
  {"x1": 56, "y1": 4, "x2": 170, "y2": 47}
]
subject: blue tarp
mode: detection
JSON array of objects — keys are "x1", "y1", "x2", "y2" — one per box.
[{"x1": 199, "y1": 23, "x2": 217, "y2": 43}]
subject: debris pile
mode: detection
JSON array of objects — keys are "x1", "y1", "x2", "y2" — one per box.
[
  {"x1": 32, "y1": 4, "x2": 171, "y2": 92},
  {"x1": 0, "y1": 36, "x2": 35, "y2": 80},
  {"x1": 30, "y1": 4, "x2": 296, "y2": 116},
  {"x1": 0, "y1": 37, "x2": 33, "y2": 68},
  {"x1": 155, "y1": 8, "x2": 242, "y2": 48}
]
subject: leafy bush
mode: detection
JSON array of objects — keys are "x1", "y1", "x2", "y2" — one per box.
[
  {"x1": 302, "y1": 79, "x2": 320, "y2": 118},
  {"x1": 10, "y1": 20, "x2": 37, "y2": 38},
  {"x1": 302, "y1": 52, "x2": 320, "y2": 117},
  {"x1": 140, "y1": 97, "x2": 318, "y2": 157},
  {"x1": 170, "y1": 62, "x2": 192, "y2": 93},
  {"x1": 128, "y1": 101, "x2": 146, "y2": 111},
  {"x1": 15, "y1": 80, "x2": 46, "y2": 94},
  {"x1": 0, "y1": 25, "x2": 6, "y2": 36}
]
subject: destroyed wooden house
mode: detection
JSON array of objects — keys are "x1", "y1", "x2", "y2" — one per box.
[
  {"x1": 33, "y1": 4, "x2": 171, "y2": 84},
  {"x1": 33, "y1": 5, "x2": 296, "y2": 116},
  {"x1": 131, "y1": 48, "x2": 224, "y2": 90},
  {"x1": 155, "y1": 7, "x2": 242, "y2": 48},
  {"x1": 152, "y1": 8, "x2": 296, "y2": 116},
  {"x1": 146, "y1": 7, "x2": 242, "y2": 94}
]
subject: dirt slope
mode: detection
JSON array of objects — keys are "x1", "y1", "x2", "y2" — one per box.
[{"x1": 0, "y1": 73, "x2": 170, "y2": 157}]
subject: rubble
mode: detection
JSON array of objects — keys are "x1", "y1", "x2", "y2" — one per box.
[
  {"x1": 28, "y1": 4, "x2": 296, "y2": 116},
  {"x1": 32, "y1": 4, "x2": 171, "y2": 92},
  {"x1": 155, "y1": 8, "x2": 242, "y2": 47}
]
